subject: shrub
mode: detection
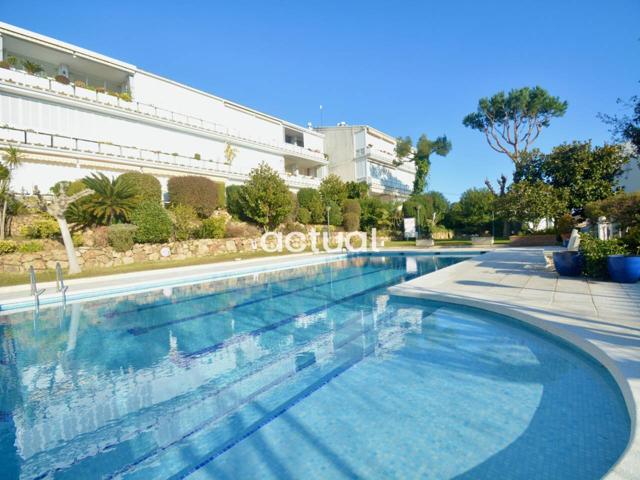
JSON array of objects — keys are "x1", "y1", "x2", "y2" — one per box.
[
  {"x1": 327, "y1": 200, "x2": 343, "y2": 226},
  {"x1": 621, "y1": 226, "x2": 640, "y2": 255},
  {"x1": 297, "y1": 207, "x2": 311, "y2": 224},
  {"x1": 72, "y1": 232, "x2": 84, "y2": 247},
  {"x1": 81, "y1": 173, "x2": 138, "y2": 225},
  {"x1": 170, "y1": 204, "x2": 199, "y2": 241},
  {"x1": 0, "y1": 240, "x2": 18, "y2": 255},
  {"x1": 18, "y1": 241, "x2": 43, "y2": 253},
  {"x1": 297, "y1": 188, "x2": 324, "y2": 223},
  {"x1": 343, "y1": 213, "x2": 360, "y2": 232},
  {"x1": 281, "y1": 221, "x2": 306, "y2": 234},
  {"x1": 584, "y1": 192, "x2": 640, "y2": 230},
  {"x1": 579, "y1": 234, "x2": 627, "y2": 278},
  {"x1": 119, "y1": 172, "x2": 162, "y2": 206},
  {"x1": 224, "y1": 221, "x2": 261, "y2": 238},
  {"x1": 168, "y1": 176, "x2": 224, "y2": 218},
  {"x1": 55, "y1": 75, "x2": 70, "y2": 85},
  {"x1": 238, "y1": 163, "x2": 292, "y2": 231},
  {"x1": 107, "y1": 224, "x2": 137, "y2": 252},
  {"x1": 22, "y1": 216, "x2": 60, "y2": 239},
  {"x1": 346, "y1": 181, "x2": 369, "y2": 199},
  {"x1": 131, "y1": 202, "x2": 173, "y2": 243},
  {"x1": 92, "y1": 226, "x2": 109, "y2": 248},
  {"x1": 557, "y1": 213, "x2": 575, "y2": 235},
  {"x1": 74, "y1": 80, "x2": 87, "y2": 88},
  {"x1": 118, "y1": 92, "x2": 132, "y2": 102},
  {"x1": 197, "y1": 216, "x2": 226, "y2": 239},
  {"x1": 226, "y1": 185, "x2": 245, "y2": 219},
  {"x1": 319, "y1": 174, "x2": 347, "y2": 207}
]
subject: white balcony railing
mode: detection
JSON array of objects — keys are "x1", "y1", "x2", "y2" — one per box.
[
  {"x1": 0, "y1": 68, "x2": 326, "y2": 163},
  {"x1": 0, "y1": 125, "x2": 321, "y2": 188}
]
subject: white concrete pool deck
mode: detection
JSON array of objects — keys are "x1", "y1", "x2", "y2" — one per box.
[{"x1": 389, "y1": 247, "x2": 640, "y2": 479}]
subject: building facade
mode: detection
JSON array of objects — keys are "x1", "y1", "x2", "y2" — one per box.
[
  {"x1": 319, "y1": 125, "x2": 415, "y2": 200},
  {"x1": 0, "y1": 22, "x2": 328, "y2": 198}
]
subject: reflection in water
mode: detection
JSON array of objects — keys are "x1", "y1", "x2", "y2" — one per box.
[{"x1": 0, "y1": 254, "x2": 629, "y2": 479}]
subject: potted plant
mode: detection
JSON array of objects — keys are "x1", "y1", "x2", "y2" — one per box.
[
  {"x1": 553, "y1": 250, "x2": 583, "y2": 276},
  {"x1": 608, "y1": 226, "x2": 640, "y2": 283}
]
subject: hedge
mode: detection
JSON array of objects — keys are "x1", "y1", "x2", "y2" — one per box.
[
  {"x1": 168, "y1": 176, "x2": 224, "y2": 218},
  {"x1": 119, "y1": 172, "x2": 162, "y2": 205},
  {"x1": 131, "y1": 201, "x2": 173, "y2": 243}
]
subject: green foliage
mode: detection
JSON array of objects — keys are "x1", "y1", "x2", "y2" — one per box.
[
  {"x1": 119, "y1": 172, "x2": 162, "y2": 206},
  {"x1": 297, "y1": 207, "x2": 311, "y2": 224},
  {"x1": 131, "y1": 201, "x2": 172, "y2": 243},
  {"x1": 343, "y1": 199, "x2": 361, "y2": 231},
  {"x1": 621, "y1": 226, "x2": 640, "y2": 255},
  {"x1": 171, "y1": 204, "x2": 198, "y2": 241},
  {"x1": 238, "y1": 163, "x2": 292, "y2": 231},
  {"x1": 498, "y1": 181, "x2": 568, "y2": 230},
  {"x1": 515, "y1": 142, "x2": 629, "y2": 214},
  {"x1": 413, "y1": 135, "x2": 451, "y2": 194},
  {"x1": 345, "y1": 181, "x2": 369, "y2": 199},
  {"x1": 197, "y1": 216, "x2": 226, "y2": 239},
  {"x1": 359, "y1": 197, "x2": 396, "y2": 232},
  {"x1": 326, "y1": 200, "x2": 343, "y2": 226},
  {"x1": 395, "y1": 136, "x2": 413, "y2": 159},
  {"x1": 107, "y1": 224, "x2": 137, "y2": 252},
  {"x1": 72, "y1": 232, "x2": 84, "y2": 247},
  {"x1": 319, "y1": 174, "x2": 347, "y2": 207},
  {"x1": 601, "y1": 93, "x2": 640, "y2": 154},
  {"x1": 21, "y1": 60, "x2": 43, "y2": 75},
  {"x1": 425, "y1": 191, "x2": 449, "y2": 223},
  {"x1": 296, "y1": 188, "x2": 324, "y2": 223},
  {"x1": 0, "y1": 240, "x2": 17, "y2": 254},
  {"x1": 225, "y1": 185, "x2": 245, "y2": 219},
  {"x1": 403, "y1": 194, "x2": 434, "y2": 232},
  {"x1": 447, "y1": 188, "x2": 495, "y2": 234},
  {"x1": 584, "y1": 192, "x2": 640, "y2": 230},
  {"x1": 224, "y1": 221, "x2": 261, "y2": 238},
  {"x1": 168, "y1": 176, "x2": 224, "y2": 218},
  {"x1": 22, "y1": 216, "x2": 60, "y2": 239},
  {"x1": 557, "y1": 213, "x2": 576, "y2": 235},
  {"x1": 18, "y1": 240, "x2": 43, "y2": 253},
  {"x1": 81, "y1": 173, "x2": 137, "y2": 225},
  {"x1": 579, "y1": 234, "x2": 627, "y2": 278},
  {"x1": 463, "y1": 86, "x2": 568, "y2": 164}
]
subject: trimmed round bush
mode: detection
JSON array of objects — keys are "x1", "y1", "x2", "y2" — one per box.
[
  {"x1": 0, "y1": 240, "x2": 18, "y2": 255},
  {"x1": 131, "y1": 202, "x2": 173, "y2": 243},
  {"x1": 107, "y1": 224, "x2": 137, "y2": 252},
  {"x1": 168, "y1": 176, "x2": 224, "y2": 218},
  {"x1": 119, "y1": 172, "x2": 162, "y2": 206},
  {"x1": 343, "y1": 212, "x2": 360, "y2": 232},
  {"x1": 297, "y1": 207, "x2": 311, "y2": 224},
  {"x1": 197, "y1": 216, "x2": 226, "y2": 239}
]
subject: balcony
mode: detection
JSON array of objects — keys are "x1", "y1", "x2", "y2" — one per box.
[
  {"x1": 0, "y1": 67, "x2": 327, "y2": 164},
  {"x1": 0, "y1": 125, "x2": 319, "y2": 190},
  {"x1": 355, "y1": 158, "x2": 412, "y2": 198}
]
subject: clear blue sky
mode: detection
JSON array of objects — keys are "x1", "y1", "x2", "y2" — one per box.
[{"x1": 3, "y1": 0, "x2": 639, "y2": 201}]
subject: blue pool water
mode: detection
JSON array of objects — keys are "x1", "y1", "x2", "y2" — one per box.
[{"x1": 0, "y1": 254, "x2": 630, "y2": 479}]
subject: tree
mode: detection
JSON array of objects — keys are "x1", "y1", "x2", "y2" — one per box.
[
  {"x1": 394, "y1": 135, "x2": 451, "y2": 194},
  {"x1": 346, "y1": 181, "x2": 369, "y2": 199},
  {"x1": 424, "y1": 191, "x2": 449, "y2": 223},
  {"x1": 498, "y1": 181, "x2": 567, "y2": 231},
  {"x1": 600, "y1": 87, "x2": 640, "y2": 154},
  {"x1": 446, "y1": 188, "x2": 495, "y2": 234},
  {"x1": 46, "y1": 188, "x2": 93, "y2": 274},
  {"x1": 463, "y1": 86, "x2": 568, "y2": 165},
  {"x1": 0, "y1": 147, "x2": 22, "y2": 239},
  {"x1": 81, "y1": 173, "x2": 137, "y2": 225},
  {"x1": 319, "y1": 174, "x2": 347, "y2": 207},
  {"x1": 402, "y1": 194, "x2": 434, "y2": 232},
  {"x1": 514, "y1": 142, "x2": 629, "y2": 215},
  {"x1": 239, "y1": 163, "x2": 292, "y2": 231},
  {"x1": 297, "y1": 188, "x2": 324, "y2": 223}
]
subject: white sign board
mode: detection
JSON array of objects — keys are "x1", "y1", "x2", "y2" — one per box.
[{"x1": 404, "y1": 218, "x2": 416, "y2": 239}]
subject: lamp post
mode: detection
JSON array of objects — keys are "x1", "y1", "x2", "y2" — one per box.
[
  {"x1": 326, "y1": 205, "x2": 331, "y2": 233},
  {"x1": 416, "y1": 205, "x2": 421, "y2": 240}
]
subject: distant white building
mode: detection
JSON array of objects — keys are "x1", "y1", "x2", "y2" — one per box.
[
  {"x1": 0, "y1": 22, "x2": 328, "y2": 196},
  {"x1": 318, "y1": 125, "x2": 415, "y2": 200},
  {"x1": 620, "y1": 160, "x2": 640, "y2": 192}
]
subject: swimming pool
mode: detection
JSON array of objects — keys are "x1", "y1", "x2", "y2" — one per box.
[{"x1": 0, "y1": 253, "x2": 630, "y2": 479}]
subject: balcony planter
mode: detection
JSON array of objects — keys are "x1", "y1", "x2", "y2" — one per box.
[
  {"x1": 471, "y1": 236, "x2": 494, "y2": 246},
  {"x1": 607, "y1": 255, "x2": 640, "y2": 283},
  {"x1": 553, "y1": 251, "x2": 583, "y2": 277}
]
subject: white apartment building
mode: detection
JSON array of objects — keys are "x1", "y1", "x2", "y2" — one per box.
[
  {"x1": 319, "y1": 125, "x2": 415, "y2": 200},
  {"x1": 0, "y1": 22, "x2": 328, "y2": 197}
]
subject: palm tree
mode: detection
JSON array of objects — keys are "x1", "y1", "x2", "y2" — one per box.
[
  {"x1": 0, "y1": 147, "x2": 22, "y2": 239},
  {"x1": 82, "y1": 173, "x2": 137, "y2": 225},
  {"x1": 21, "y1": 60, "x2": 43, "y2": 75}
]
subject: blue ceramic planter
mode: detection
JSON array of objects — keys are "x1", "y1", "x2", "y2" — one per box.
[
  {"x1": 553, "y1": 251, "x2": 582, "y2": 277},
  {"x1": 607, "y1": 255, "x2": 640, "y2": 283}
]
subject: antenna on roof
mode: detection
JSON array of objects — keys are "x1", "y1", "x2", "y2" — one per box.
[{"x1": 319, "y1": 105, "x2": 323, "y2": 127}]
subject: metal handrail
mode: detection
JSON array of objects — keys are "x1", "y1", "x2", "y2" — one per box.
[
  {"x1": 29, "y1": 266, "x2": 45, "y2": 313},
  {"x1": 55, "y1": 262, "x2": 69, "y2": 306}
]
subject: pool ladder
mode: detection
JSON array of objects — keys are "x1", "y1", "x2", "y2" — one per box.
[{"x1": 29, "y1": 262, "x2": 68, "y2": 313}]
